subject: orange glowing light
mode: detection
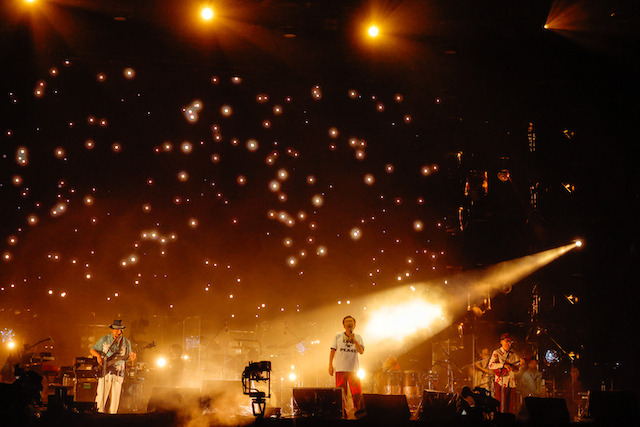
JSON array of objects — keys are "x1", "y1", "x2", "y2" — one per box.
[
  {"x1": 368, "y1": 26, "x2": 380, "y2": 37},
  {"x1": 201, "y1": 7, "x2": 214, "y2": 21},
  {"x1": 544, "y1": 1, "x2": 589, "y2": 32}
]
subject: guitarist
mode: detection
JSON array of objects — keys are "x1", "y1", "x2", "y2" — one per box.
[
  {"x1": 488, "y1": 333, "x2": 523, "y2": 414},
  {"x1": 90, "y1": 320, "x2": 137, "y2": 414}
]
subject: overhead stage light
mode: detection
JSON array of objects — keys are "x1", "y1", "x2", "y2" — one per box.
[
  {"x1": 368, "y1": 26, "x2": 379, "y2": 38},
  {"x1": 497, "y1": 169, "x2": 510, "y2": 182},
  {"x1": 201, "y1": 7, "x2": 214, "y2": 21}
]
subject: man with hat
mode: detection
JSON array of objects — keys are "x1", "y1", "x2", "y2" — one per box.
[
  {"x1": 90, "y1": 320, "x2": 137, "y2": 414},
  {"x1": 488, "y1": 333, "x2": 524, "y2": 414}
]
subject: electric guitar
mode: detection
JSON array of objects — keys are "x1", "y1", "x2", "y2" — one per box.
[
  {"x1": 493, "y1": 360, "x2": 521, "y2": 378},
  {"x1": 92, "y1": 341, "x2": 156, "y2": 378}
]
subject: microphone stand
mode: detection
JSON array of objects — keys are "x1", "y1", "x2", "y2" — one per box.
[
  {"x1": 500, "y1": 348, "x2": 511, "y2": 414},
  {"x1": 427, "y1": 325, "x2": 464, "y2": 393}
]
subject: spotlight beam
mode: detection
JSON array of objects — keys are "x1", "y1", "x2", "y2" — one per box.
[{"x1": 455, "y1": 242, "x2": 582, "y2": 305}]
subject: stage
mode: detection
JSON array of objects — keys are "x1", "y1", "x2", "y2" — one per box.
[
  {"x1": 23, "y1": 389, "x2": 640, "y2": 427},
  {"x1": 27, "y1": 409, "x2": 640, "y2": 427}
]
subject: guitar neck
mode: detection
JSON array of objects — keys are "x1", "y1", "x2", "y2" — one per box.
[{"x1": 104, "y1": 354, "x2": 127, "y2": 367}]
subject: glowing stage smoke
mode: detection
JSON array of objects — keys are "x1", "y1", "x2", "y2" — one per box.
[
  {"x1": 365, "y1": 299, "x2": 443, "y2": 342},
  {"x1": 359, "y1": 241, "x2": 581, "y2": 354}
]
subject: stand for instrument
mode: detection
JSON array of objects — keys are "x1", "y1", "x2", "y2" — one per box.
[{"x1": 428, "y1": 325, "x2": 464, "y2": 393}]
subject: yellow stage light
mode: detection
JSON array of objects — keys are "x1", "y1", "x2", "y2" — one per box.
[
  {"x1": 357, "y1": 369, "x2": 365, "y2": 379},
  {"x1": 156, "y1": 357, "x2": 167, "y2": 367},
  {"x1": 368, "y1": 26, "x2": 379, "y2": 37},
  {"x1": 201, "y1": 7, "x2": 214, "y2": 21}
]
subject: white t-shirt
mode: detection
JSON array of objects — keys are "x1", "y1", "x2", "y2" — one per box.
[{"x1": 331, "y1": 332, "x2": 364, "y2": 372}]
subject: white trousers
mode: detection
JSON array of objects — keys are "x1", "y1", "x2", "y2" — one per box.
[{"x1": 96, "y1": 373, "x2": 124, "y2": 414}]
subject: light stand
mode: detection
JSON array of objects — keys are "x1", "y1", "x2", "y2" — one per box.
[{"x1": 242, "y1": 361, "x2": 271, "y2": 418}]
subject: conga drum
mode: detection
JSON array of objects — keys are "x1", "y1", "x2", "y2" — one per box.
[
  {"x1": 403, "y1": 371, "x2": 420, "y2": 397},
  {"x1": 381, "y1": 371, "x2": 403, "y2": 395}
]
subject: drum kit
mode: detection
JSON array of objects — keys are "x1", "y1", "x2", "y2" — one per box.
[{"x1": 379, "y1": 370, "x2": 439, "y2": 399}]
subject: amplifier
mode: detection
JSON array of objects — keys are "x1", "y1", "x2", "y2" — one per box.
[{"x1": 75, "y1": 378, "x2": 97, "y2": 402}]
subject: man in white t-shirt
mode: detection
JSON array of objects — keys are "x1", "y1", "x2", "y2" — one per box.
[{"x1": 329, "y1": 315, "x2": 365, "y2": 418}]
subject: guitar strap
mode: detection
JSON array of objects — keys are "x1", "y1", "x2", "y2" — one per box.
[{"x1": 106, "y1": 335, "x2": 122, "y2": 357}]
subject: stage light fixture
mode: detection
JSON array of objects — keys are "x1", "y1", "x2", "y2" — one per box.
[
  {"x1": 497, "y1": 169, "x2": 511, "y2": 182},
  {"x1": 565, "y1": 294, "x2": 579, "y2": 305},
  {"x1": 368, "y1": 25, "x2": 379, "y2": 37},
  {"x1": 201, "y1": 6, "x2": 214, "y2": 21},
  {"x1": 242, "y1": 361, "x2": 271, "y2": 418}
]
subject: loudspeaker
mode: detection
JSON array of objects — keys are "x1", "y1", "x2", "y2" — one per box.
[
  {"x1": 517, "y1": 397, "x2": 570, "y2": 425},
  {"x1": 201, "y1": 379, "x2": 253, "y2": 416},
  {"x1": 201, "y1": 379, "x2": 245, "y2": 400},
  {"x1": 416, "y1": 390, "x2": 456, "y2": 422},
  {"x1": 74, "y1": 378, "x2": 97, "y2": 402},
  {"x1": 363, "y1": 394, "x2": 411, "y2": 423},
  {"x1": 147, "y1": 387, "x2": 201, "y2": 413},
  {"x1": 587, "y1": 391, "x2": 639, "y2": 424},
  {"x1": 292, "y1": 387, "x2": 343, "y2": 419}
]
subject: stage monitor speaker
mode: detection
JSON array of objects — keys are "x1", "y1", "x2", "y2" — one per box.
[
  {"x1": 587, "y1": 391, "x2": 639, "y2": 424},
  {"x1": 363, "y1": 393, "x2": 410, "y2": 424},
  {"x1": 416, "y1": 390, "x2": 456, "y2": 422},
  {"x1": 292, "y1": 387, "x2": 343, "y2": 419},
  {"x1": 147, "y1": 387, "x2": 201, "y2": 414},
  {"x1": 517, "y1": 397, "x2": 570, "y2": 425}
]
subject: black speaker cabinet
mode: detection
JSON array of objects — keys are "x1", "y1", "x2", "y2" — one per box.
[
  {"x1": 587, "y1": 391, "x2": 639, "y2": 424},
  {"x1": 363, "y1": 393, "x2": 411, "y2": 423},
  {"x1": 74, "y1": 378, "x2": 97, "y2": 402},
  {"x1": 517, "y1": 397, "x2": 570, "y2": 425},
  {"x1": 292, "y1": 387, "x2": 343, "y2": 419},
  {"x1": 416, "y1": 389, "x2": 457, "y2": 422}
]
